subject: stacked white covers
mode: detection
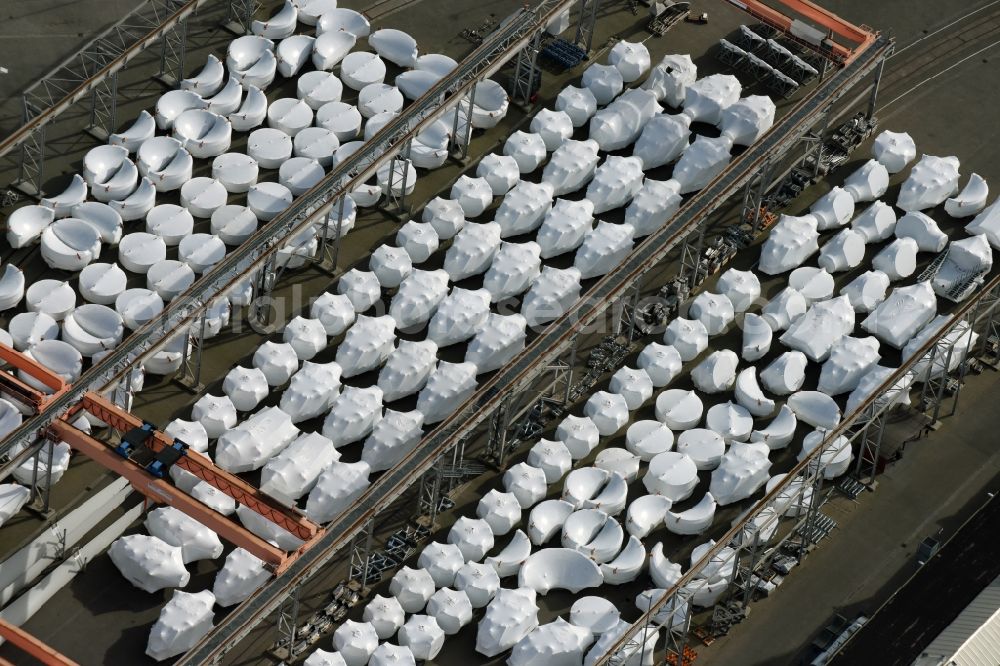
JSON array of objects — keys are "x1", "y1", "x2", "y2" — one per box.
[
  {"x1": 862, "y1": 281, "x2": 937, "y2": 348},
  {"x1": 709, "y1": 444, "x2": 771, "y2": 505},
  {"x1": 146, "y1": 590, "x2": 215, "y2": 661},
  {"x1": 719, "y1": 95, "x2": 775, "y2": 146},
  {"x1": 589, "y1": 89, "x2": 659, "y2": 152},
  {"x1": 215, "y1": 406, "x2": 299, "y2": 472},
  {"x1": 417, "y1": 361, "x2": 478, "y2": 424},
  {"x1": 574, "y1": 221, "x2": 635, "y2": 279},
  {"x1": 465, "y1": 313, "x2": 527, "y2": 373},
  {"x1": 261, "y1": 432, "x2": 339, "y2": 501},
  {"x1": 280, "y1": 361, "x2": 342, "y2": 422},
  {"x1": 109, "y1": 535, "x2": 190, "y2": 593},
  {"x1": 322, "y1": 386, "x2": 383, "y2": 447},
  {"x1": 673, "y1": 135, "x2": 733, "y2": 194},
  {"x1": 477, "y1": 588, "x2": 540, "y2": 657},
  {"x1": 759, "y1": 214, "x2": 819, "y2": 274},
  {"x1": 306, "y1": 461, "x2": 371, "y2": 523},
  {"x1": 872, "y1": 130, "x2": 916, "y2": 173},
  {"x1": 336, "y1": 314, "x2": 396, "y2": 377},
  {"x1": 542, "y1": 139, "x2": 600, "y2": 196},
  {"x1": 643, "y1": 54, "x2": 697, "y2": 107},
  {"x1": 780, "y1": 296, "x2": 856, "y2": 361},
  {"x1": 897, "y1": 154, "x2": 961, "y2": 211},
  {"x1": 682, "y1": 74, "x2": 741, "y2": 124},
  {"x1": 362, "y1": 409, "x2": 424, "y2": 472},
  {"x1": 818, "y1": 336, "x2": 881, "y2": 395}
]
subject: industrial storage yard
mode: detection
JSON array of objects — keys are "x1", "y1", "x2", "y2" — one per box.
[{"x1": 0, "y1": 0, "x2": 999, "y2": 665}]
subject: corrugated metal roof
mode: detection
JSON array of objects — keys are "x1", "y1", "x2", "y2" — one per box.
[{"x1": 913, "y1": 574, "x2": 1000, "y2": 666}]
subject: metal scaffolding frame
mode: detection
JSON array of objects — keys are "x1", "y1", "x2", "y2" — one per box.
[
  {"x1": 224, "y1": 0, "x2": 262, "y2": 35},
  {"x1": 348, "y1": 518, "x2": 377, "y2": 590},
  {"x1": 156, "y1": 18, "x2": 189, "y2": 87},
  {"x1": 511, "y1": 31, "x2": 543, "y2": 104},
  {"x1": 574, "y1": 0, "x2": 601, "y2": 53}
]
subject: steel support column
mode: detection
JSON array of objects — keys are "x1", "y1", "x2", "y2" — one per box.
[
  {"x1": 486, "y1": 395, "x2": 513, "y2": 468},
  {"x1": 386, "y1": 141, "x2": 413, "y2": 212},
  {"x1": 26, "y1": 436, "x2": 55, "y2": 516},
  {"x1": 87, "y1": 70, "x2": 119, "y2": 141},
  {"x1": 316, "y1": 195, "x2": 348, "y2": 270},
  {"x1": 977, "y1": 282, "x2": 1000, "y2": 368},
  {"x1": 251, "y1": 254, "x2": 278, "y2": 331},
  {"x1": 919, "y1": 336, "x2": 958, "y2": 427},
  {"x1": 157, "y1": 18, "x2": 189, "y2": 87},
  {"x1": 225, "y1": 0, "x2": 261, "y2": 35},
  {"x1": 349, "y1": 517, "x2": 377, "y2": 589},
  {"x1": 660, "y1": 588, "x2": 694, "y2": 666},
  {"x1": 741, "y1": 157, "x2": 774, "y2": 235},
  {"x1": 274, "y1": 586, "x2": 301, "y2": 659},
  {"x1": 449, "y1": 84, "x2": 478, "y2": 160},
  {"x1": 678, "y1": 221, "x2": 709, "y2": 292},
  {"x1": 177, "y1": 313, "x2": 208, "y2": 391},
  {"x1": 417, "y1": 458, "x2": 445, "y2": 525},
  {"x1": 574, "y1": 0, "x2": 600, "y2": 54},
  {"x1": 796, "y1": 456, "x2": 826, "y2": 560},
  {"x1": 13, "y1": 103, "x2": 46, "y2": 198},
  {"x1": 511, "y1": 31, "x2": 542, "y2": 104},
  {"x1": 866, "y1": 49, "x2": 889, "y2": 120},
  {"x1": 852, "y1": 402, "x2": 889, "y2": 486}
]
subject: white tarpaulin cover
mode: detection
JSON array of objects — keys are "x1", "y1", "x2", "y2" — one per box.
[
  {"x1": 542, "y1": 140, "x2": 600, "y2": 197},
  {"x1": 280, "y1": 360, "x2": 342, "y2": 422},
  {"x1": 846, "y1": 365, "x2": 914, "y2": 415},
  {"x1": 873, "y1": 237, "x2": 919, "y2": 281},
  {"x1": 759, "y1": 214, "x2": 819, "y2": 275},
  {"x1": 760, "y1": 351, "x2": 808, "y2": 396},
  {"x1": 841, "y1": 270, "x2": 891, "y2": 313},
  {"x1": 654, "y1": 389, "x2": 703, "y2": 430},
  {"x1": 719, "y1": 95, "x2": 775, "y2": 146},
  {"x1": 427, "y1": 588, "x2": 474, "y2": 635},
  {"x1": 145, "y1": 506, "x2": 223, "y2": 563},
  {"x1": 444, "y1": 222, "x2": 502, "y2": 281},
  {"x1": 322, "y1": 386, "x2": 383, "y2": 447},
  {"x1": 742, "y1": 313, "x2": 773, "y2": 362},
  {"x1": 895, "y1": 212, "x2": 948, "y2": 252},
  {"x1": 261, "y1": 432, "x2": 338, "y2": 501},
  {"x1": 788, "y1": 391, "x2": 842, "y2": 429},
  {"x1": 780, "y1": 296, "x2": 856, "y2": 362},
  {"x1": 710, "y1": 444, "x2": 771, "y2": 505},
  {"x1": 455, "y1": 562, "x2": 501, "y2": 609},
  {"x1": 364, "y1": 594, "x2": 406, "y2": 639},
  {"x1": 637, "y1": 342, "x2": 682, "y2": 387},
  {"x1": 522, "y1": 266, "x2": 582, "y2": 326},
  {"x1": 584, "y1": 390, "x2": 630, "y2": 436},
  {"x1": 672, "y1": 135, "x2": 733, "y2": 194},
  {"x1": 819, "y1": 228, "x2": 866, "y2": 273},
  {"x1": 625, "y1": 179, "x2": 682, "y2": 237},
  {"x1": 303, "y1": 650, "x2": 348, "y2": 666},
  {"x1": 362, "y1": 409, "x2": 424, "y2": 472},
  {"x1": 391, "y1": 269, "x2": 450, "y2": 330},
  {"x1": 574, "y1": 221, "x2": 635, "y2": 279},
  {"x1": 417, "y1": 361, "x2": 478, "y2": 424},
  {"x1": 477, "y1": 588, "x2": 540, "y2": 657},
  {"x1": 531, "y1": 108, "x2": 574, "y2": 151},
  {"x1": 306, "y1": 461, "x2": 371, "y2": 523},
  {"x1": 495, "y1": 181, "x2": 553, "y2": 237},
  {"x1": 642, "y1": 53, "x2": 696, "y2": 107},
  {"x1": 378, "y1": 339, "x2": 438, "y2": 401},
  {"x1": 682, "y1": 74, "x2": 741, "y2": 125},
  {"x1": 537, "y1": 198, "x2": 594, "y2": 258},
  {"x1": 556, "y1": 415, "x2": 600, "y2": 460},
  {"x1": 337, "y1": 314, "x2": 397, "y2": 378},
  {"x1": 632, "y1": 113, "x2": 690, "y2": 170},
  {"x1": 644, "y1": 451, "x2": 699, "y2": 501},
  {"x1": 844, "y1": 159, "x2": 890, "y2": 202},
  {"x1": 852, "y1": 200, "x2": 897, "y2": 243},
  {"x1": 946, "y1": 173, "x2": 989, "y2": 217},
  {"x1": 428, "y1": 288, "x2": 491, "y2": 346},
  {"x1": 484, "y1": 241, "x2": 542, "y2": 301},
  {"x1": 691, "y1": 350, "x2": 739, "y2": 393},
  {"x1": 555, "y1": 85, "x2": 598, "y2": 128},
  {"x1": 222, "y1": 366, "x2": 269, "y2": 411},
  {"x1": 215, "y1": 406, "x2": 299, "y2": 472},
  {"x1": 789, "y1": 267, "x2": 834, "y2": 304},
  {"x1": 477, "y1": 154, "x2": 520, "y2": 197},
  {"x1": 862, "y1": 280, "x2": 937, "y2": 348},
  {"x1": 212, "y1": 548, "x2": 269, "y2": 607},
  {"x1": 818, "y1": 336, "x2": 881, "y2": 395},
  {"x1": 664, "y1": 317, "x2": 708, "y2": 362},
  {"x1": 146, "y1": 590, "x2": 215, "y2": 661},
  {"x1": 109, "y1": 535, "x2": 190, "y2": 593},
  {"x1": 589, "y1": 89, "x2": 660, "y2": 152},
  {"x1": 587, "y1": 156, "x2": 644, "y2": 213},
  {"x1": 477, "y1": 489, "x2": 522, "y2": 536},
  {"x1": 872, "y1": 130, "x2": 916, "y2": 173},
  {"x1": 897, "y1": 154, "x2": 961, "y2": 211},
  {"x1": 465, "y1": 313, "x2": 527, "y2": 373}
]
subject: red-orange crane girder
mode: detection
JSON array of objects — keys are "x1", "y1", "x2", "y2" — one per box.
[{"x1": 0, "y1": 619, "x2": 79, "y2": 666}]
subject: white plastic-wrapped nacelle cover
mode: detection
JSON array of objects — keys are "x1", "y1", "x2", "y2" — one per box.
[
  {"x1": 818, "y1": 228, "x2": 866, "y2": 273},
  {"x1": 390, "y1": 269, "x2": 450, "y2": 331},
  {"x1": 252, "y1": 340, "x2": 299, "y2": 386},
  {"x1": 897, "y1": 154, "x2": 961, "y2": 211},
  {"x1": 589, "y1": 89, "x2": 660, "y2": 152},
  {"x1": 719, "y1": 95, "x2": 775, "y2": 146},
  {"x1": 642, "y1": 53, "x2": 697, "y2": 107},
  {"x1": 709, "y1": 444, "x2": 771, "y2": 506},
  {"x1": 417, "y1": 361, "x2": 478, "y2": 424},
  {"x1": 280, "y1": 360, "x2": 341, "y2": 423},
  {"x1": 625, "y1": 178, "x2": 682, "y2": 237},
  {"x1": 428, "y1": 288, "x2": 491, "y2": 347},
  {"x1": 504, "y1": 131, "x2": 548, "y2": 175},
  {"x1": 609, "y1": 40, "x2": 650, "y2": 82},
  {"x1": 422, "y1": 196, "x2": 466, "y2": 239},
  {"x1": 484, "y1": 241, "x2": 542, "y2": 302},
  {"x1": 682, "y1": 73, "x2": 740, "y2": 125},
  {"x1": 851, "y1": 200, "x2": 897, "y2": 243},
  {"x1": 212, "y1": 547, "x2": 270, "y2": 607},
  {"x1": 760, "y1": 351, "x2": 808, "y2": 395},
  {"x1": 555, "y1": 85, "x2": 598, "y2": 128},
  {"x1": 663, "y1": 317, "x2": 708, "y2": 362},
  {"x1": 633, "y1": 113, "x2": 691, "y2": 172},
  {"x1": 759, "y1": 214, "x2": 820, "y2": 275},
  {"x1": 810, "y1": 186, "x2": 855, "y2": 231},
  {"x1": 584, "y1": 390, "x2": 630, "y2": 436},
  {"x1": 581, "y1": 63, "x2": 623, "y2": 105},
  {"x1": 362, "y1": 409, "x2": 425, "y2": 472},
  {"x1": 637, "y1": 342, "x2": 682, "y2": 388},
  {"x1": 872, "y1": 129, "x2": 916, "y2": 173},
  {"x1": 465, "y1": 313, "x2": 527, "y2": 374},
  {"x1": 495, "y1": 181, "x2": 553, "y2": 238},
  {"x1": 191, "y1": 393, "x2": 237, "y2": 438},
  {"x1": 780, "y1": 295, "x2": 856, "y2": 362},
  {"x1": 644, "y1": 451, "x2": 699, "y2": 501},
  {"x1": 894, "y1": 211, "x2": 948, "y2": 252},
  {"x1": 337, "y1": 268, "x2": 381, "y2": 313},
  {"x1": 476, "y1": 588, "x2": 540, "y2": 657},
  {"x1": 691, "y1": 349, "x2": 738, "y2": 393},
  {"x1": 443, "y1": 222, "x2": 502, "y2": 282},
  {"x1": 673, "y1": 135, "x2": 733, "y2": 194},
  {"x1": 215, "y1": 406, "x2": 299, "y2": 472},
  {"x1": 321, "y1": 386, "x2": 383, "y2": 447},
  {"x1": 109, "y1": 534, "x2": 190, "y2": 593},
  {"x1": 862, "y1": 280, "x2": 937, "y2": 349},
  {"x1": 536, "y1": 198, "x2": 594, "y2": 258},
  {"x1": 369, "y1": 28, "x2": 419, "y2": 67},
  {"x1": 586, "y1": 156, "x2": 644, "y2": 214},
  {"x1": 872, "y1": 237, "x2": 919, "y2": 281},
  {"x1": 817, "y1": 336, "x2": 881, "y2": 395},
  {"x1": 574, "y1": 221, "x2": 635, "y2": 279},
  {"x1": 840, "y1": 270, "x2": 891, "y2": 313},
  {"x1": 261, "y1": 432, "x2": 339, "y2": 501},
  {"x1": 336, "y1": 314, "x2": 396, "y2": 377},
  {"x1": 146, "y1": 590, "x2": 215, "y2": 661},
  {"x1": 521, "y1": 266, "x2": 582, "y2": 327},
  {"x1": 688, "y1": 291, "x2": 735, "y2": 336},
  {"x1": 306, "y1": 460, "x2": 372, "y2": 523},
  {"x1": 845, "y1": 365, "x2": 914, "y2": 415},
  {"x1": 530, "y1": 108, "x2": 574, "y2": 151},
  {"x1": 145, "y1": 506, "x2": 223, "y2": 563}
]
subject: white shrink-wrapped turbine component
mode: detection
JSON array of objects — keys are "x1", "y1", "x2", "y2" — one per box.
[
  {"x1": 562, "y1": 467, "x2": 610, "y2": 509},
  {"x1": 296, "y1": 72, "x2": 342, "y2": 113},
  {"x1": 589, "y1": 89, "x2": 660, "y2": 152},
  {"x1": 655, "y1": 389, "x2": 703, "y2": 431},
  {"x1": 455, "y1": 562, "x2": 501, "y2": 608},
  {"x1": 664, "y1": 492, "x2": 717, "y2": 535},
  {"x1": 673, "y1": 135, "x2": 733, "y2": 194},
  {"x1": 819, "y1": 228, "x2": 866, "y2": 273},
  {"x1": 581, "y1": 63, "x2": 624, "y2": 105},
  {"x1": 527, "y1": 500, "x2": 575, "y2": 545},
  {"x1": 173, "y1": 109, "x2": 232, "y2": 158},
  {"x1": 873, "y1": 237, "x2": 919, "y2": 281},
  {"x1": 788, "y1": 391, "x2": 842, "y2": 430},
  {"x1": 818, "y1": 336, "x2": 881, "y2": 395},
  {"x1": 851, "y1": 200, "x2": 897, "y2": 243},
  {"x1": 222, "y1": 366, "x2": 269, "y2": 411},
  {"x1": 841, "y1": 270, "x2": 891, "y2": 313},
  {"x1": 542, "y1": 139, "x2": 600, "y2": 196},
  {"x1": 378, "y1": 339, "x2": 438, "y2": 401},
  {"x1": 279, "y1": 157, "x2": 325, "y2": 196},
  {"x1": 164, "y1": 419, "x2": 208, "y2": 453},
  {"x1": 872, "y1": 129, "x2": 916, "y2": 173},
  {"x1": 73, "y1": 201, "x2": 123, "y2": 244},
  {"x1": 750, "y1": 404, "x2": 797, "y2": 450},
  {"x1": 844, "y1": 159, "x2": 890, "y2": 202},
  {"x1": 780, "y1": 296, "x2": 856, "y2": 362},
  {"x1": 637, "y1": 342, "x2": 682, "y2": 387},
  {"x1": 306, "y1": 461, "x2": 371, "y2": 523},
  {"x1": 40, "y1": 219, "x2": 101, "y2": 271},
  {"x1": 251, "y1": 0, "x2": 296, "y2": 38},
  {"x1": 759, "y1": 214, "x2": 820, "y2": 275},
  {"x1": 691, "y1": 350, "x2": 738, "y2": 393},
  {"x1": 742, "y1": 313, "x2": 773, "y2": 362},
  {"x1": 418, "y1": 542, "x2": 465, "y2": 588},
  {"x1": 282, "y1": 316, "x2": 327, "y2": 360},
  {"x1": 664, "y1": 317, "x2": 708, "y2": 362},
  {"x1": 676, "y1": 429, "x2": 726, "y2": 470},
  {"x1": 450, "y1": 175, "x2": 494, "y2": 217},
  {"x1": 339, "y1": 51, "x2": 386, "y2": 91},
  {"x1": 83, "y1": 145, "x2": 138, "y2": 202},
  {"x1": 368, "y1": 28, "x2": 419, "y2": 68},
  {"x1": 390, "y1": 269, "x2": 449, "y2": 331},
  {"x1": 504, "y1": 462, "x2": 548, "y2": 509},
  {"x1": 79, "y1": 262, "x2": 127, "y2": 306},
  {"x1": 332, "y1": 620, "x2": 379, "y2": 666},
  {"x1": 609, "y1": 40, "x2": 650, "y2": 82},
  {"x1": 61, "y1": 305, "x2": 124, "y2": 357},
  {"x1": 417, "y1": 361, "x2": 478, "y2": 424},
  {"x1": 933, "y1": 234, "x2": 993, "y2": 301},
  {"x1": 609, "y1": 367, "x2": 654, "y2": 410},
  {"x1": 6, "y1": 204, "x2": 54, "y2": 249},
  {"x1": 522, "y1": 266, "x2": 582, "y2": 327},
  {"x1": 427, "y1": 588, "x2": 474, "y2": 635},
  {"x1": 537, "y1": 198, "x2": 594, "y2": 258},
  {"x1": 555, "y1": 84, "x2": 598, "y2": 127},
  {"x1": 904, "y1": 315, "x2": 979, "y2": 379},
  {"x1": 311, "y1": 30, "x2": 354, "y2": 71},
  {"x1": 520, "y1": 547, "x2": 604, "y2": 593},
  {"x1": 444, "y1": 222, "x2": 502, "y2": 281},
  {"x1": 633, "y1": 113, "x2": 691, "y2": 171},
  {"x1": 709, "y1": 444, "x2": 771, "y2": 505},
  {"x1": 556, "y1": 414, "x2": 600, "y2": 460},
  {"x1": 145, "y1": 506, "x2": 223, "y2": 563},
  {"x1": 530, "y1": 108, "x2": 574, "y2": 151},
  {"x1": 261, "y1": 432, "x2": 338, "y2": 501},
  {"x1": 649, "y1": 544, "x2": 683, "y2": 590},
  {"x1": 396, "y1": 69, "x2": 439, "y2": 100},
  {"x1": 484, "y1": 241, "x2": 542, "y2": 301},
  {"x1": 946, "y1": 173, "x2": 989, "y2": 217},
  {"x1": 422, "y1": 196, "x2": 466, "y2": 238},
  {"x1": 359, "y1": 83, "x2": 404, "y2": 120},
  {"x1": 477, "y1": 489, "x2": 522, "y2": 536},
  {"x1": 226, "y1": 36, "x2": 276, "y2": 89},
  {"x1": 682, "y1": 73, "x2": 741, "y2": 124},
  {"x1": 477, "y1": 154, "x2": 520, "y2": 197},
  {"x1": 311, "y1": 292, "x2": 355, "y2": 337},
  {"x1": 719, "y1": 95, "x2": 775, "y2": 146},
  {"x1": 574, "y1": 221, "x2": 635, "y2": 279},
  {"x1": 495, "y1": 181, "x2": 553, "y2": 237},
  {"x1": 317, "y1": 7, "x2": 371, "y2": 36},
  {"x1": 799, "y1": 429, "x2": 853, "y2": 479},
  {"x1": 504, "y1": 131, "x2": 548, "y2": 174},
  {"x1": 212, "y1": 548, "x2": 270, "y2": 607},
  {"x1": 510, "y1": 618, "x2": 594, "y2": 666},
  {"x1": 364, "y1": 595, "x2": 406, "y2": 641},
  {"x1": 477, "y1": 588, "x2": 540, "y2": 657},
  {"x1": 644, "y1": 451, "x2": 699, "y2": 502},
  {"x1": 761, "y1": 287, "x2": 808, "y2": 332},
  {"x1": 689, "y1": 291, "x2": 735, "y2": 335},
  {"x1": 369, "y1": 245, "x2": 412, "y2": 289},
  {"x1": 965, "y1": 199, "x2": 1000, "y2": 249},
  {"x1": 395, "y1": 220, "x2": 439, "y2": 264},
  {"x1": 110, "y1": 109, "x2": 156, "y2": 153},
  {"x1": 210, "y1": 205, "x2": 258, "y2": 246},
  {"x1": 400, "y1": 616, "x2": 447, "y2": 663},
  {"x1": 626, "y1": 495, "x2": 671, "y2": 538},
  {"x1": 212, "y1": 153, "x2": 258, "y2": 194},
  {"x1": 527, "y1": 438, "x2": 572, "y2": 483},
  {"x1": 154, "y1": 89, "x2": 208, "y2": 131},
  {"x1": 229, "y1": 84, "x2": 267, "y2": 131},
  {"x1": 862, "y1": 280, "x2": 937, "y2": 348},
  {"x1": 760, "y1": 351, "x2": 808, "y2": 396},
  {"x1": 626, "y1": 420, "x2": 674, "y2": 461},
  {"x1": 625, "y1": 178, "x2": 682, "y2": 237},
  {"x1": 361, "y1": 409, "x2": 424, "y2": 472},
  {"x1": 716, "y1": 268, "x2": 760, "y2": 313},
  {"x1": 586, "y1": 620, "x2": 660, "y2": 666},
  {"x1": 846, "y1": 366, "x2": 914, "y2": 415},
  {"x1": 465, "y1": 313, "x2": 527, "y2": 373},
  {"x1": 10, "y1": 311, "x2": 57, "y2": 351},
  {"x1": 897, "y1": 154, "x2": 961, "y2": 211},
  {"x1": 789, "y1": 267, "x2": 835, "y2": 305},
  {"x1": 584, "y1": 390, "x2": 630, "y2": 436},
  {"x1": 895, "y1": 211, "x2": 949, "y2": 252},
  {"x1": 191, "y1": 393, "x2": 236, "y2": 438},
  {"x1": 109, "y1": 535, "x2": 190, "y2": 593},
  {"x1": 25, "y1": 282, "x2": 76, "y2": 322},
  {"x1": 811, "y1": 186, "x2": 855, "y2": 230},
  {"x1": 336, "y1": 315, "x2": 396, "y2": 378},
  {"x1": 146, "y1": 590, "x2": 215, "y2": 661},
  {"x1": 304, "y1": 650, "x2": 348, "y2": 666},
  {"x1": 449, "y1": 516, "x2": 495, "y2": 562},
  {"x1": 706, "y1": 401, "x2": 754, "y2": 443},
  {"x1": 252, "y1": 341, "x2": 298, "y2": 386},
  {"x1": 643, "y1": 53, "x2": 697, "y2": 107},
  {"x1": 735, "y1": 366, "x2": 776, "y2": 417},
  {"x1": 321, "y1": 386, "x2": 383, "y2": 447},
  {"x1": 215, "y1": 406, "x2": 299, "y2": 472}
]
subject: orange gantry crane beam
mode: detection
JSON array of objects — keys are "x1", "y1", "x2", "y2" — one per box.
[
  {"x1": 0, "y1": 344, "x2": 320, "y2": 572},
  {"x1": 725, "y1": 0, "x2": 878, "y2": 64},
  {"x1": 0, "y1": 619, "x2": 79, "y2": 666}
]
